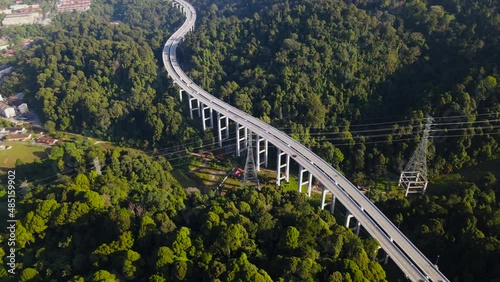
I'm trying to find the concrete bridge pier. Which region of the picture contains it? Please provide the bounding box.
[330,194,336,214]
[200,103,213,131]
[298,165,312,195]
[321,186,328,209]
[188,95,200,119]
[276,149,290,186]
[235,123,247,157]
[377,238,393,265]
[320,186,336,214]
[355,221,361,236]
[255,135,268,171]
[345,212,362,236]
[217,112,229,147]
[346,212,354,228]
[373,246,382,261]
[179,89,184,102]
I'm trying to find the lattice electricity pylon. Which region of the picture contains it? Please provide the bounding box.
[93,157,102,175]
[242,131,260,189]
[399,116,434,196]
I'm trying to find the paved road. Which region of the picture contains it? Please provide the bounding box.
[162,1,449,281]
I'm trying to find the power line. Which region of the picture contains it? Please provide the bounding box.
[321,132,500,147]
[281,118,499,137]
[288,124,499,143]
[275,111,499,131]
[433,112,499,120]
[432,125,500,132]
[434,118,500,126]
[27,138,236,185]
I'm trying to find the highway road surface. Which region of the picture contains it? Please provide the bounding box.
[162,1,449,281]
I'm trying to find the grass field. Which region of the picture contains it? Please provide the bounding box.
[0,142,48,169]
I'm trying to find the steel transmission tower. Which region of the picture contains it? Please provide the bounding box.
[242,131,260,189]
[93,157,102,175]
[399,116,434,196]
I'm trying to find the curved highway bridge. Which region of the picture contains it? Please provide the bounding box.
[163,1,449,281]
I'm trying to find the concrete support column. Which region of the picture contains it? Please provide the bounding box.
[236,123,247,157]
[330,194,336,214]
[355,221,361,236]
[179,89,184,102]
[217,112,229,147]
[188,95,199,119]
[201,103,213,131]
[306,171,313,196]
[276,149,290,186]
[383,238,393,265]
[298,166,313,195]
[357,207,365,235]
[345,212,354,228]
[255,135,268,171]
[321,186,328,210]
[373,246,381,261]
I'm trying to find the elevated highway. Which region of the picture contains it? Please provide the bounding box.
[163,1,449,281]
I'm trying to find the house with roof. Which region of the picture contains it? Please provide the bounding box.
[57,0,92,12]
[3,133,31,141]
[2,12,40,26]
[36,136,59,145]
[0,102,16,118]
[17,103,28,114]
[5,127,26,134]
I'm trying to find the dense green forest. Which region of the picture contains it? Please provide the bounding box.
[1,0,500,281]
[371,164,500,281]
[184,0,499,178]
[179,1,500,280]
[1,0,199,148]
[0,141,386,281]
[2,0,498,176]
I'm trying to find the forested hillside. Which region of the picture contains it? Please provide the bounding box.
[1,0,197,148]
[184,0,499,177]
[0,141,386,281]
[1,0,499,281]
[371,165,500,281]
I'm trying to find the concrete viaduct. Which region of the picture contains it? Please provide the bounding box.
[163,1,449,281]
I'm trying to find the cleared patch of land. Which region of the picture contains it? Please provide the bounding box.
[0,142,48,169]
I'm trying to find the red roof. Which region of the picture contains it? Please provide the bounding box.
[36,136,59,145]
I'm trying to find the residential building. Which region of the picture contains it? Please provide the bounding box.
[36,136,59,145]
[57,0,91,12]
[3,133,31,141]
[2,12,40,26]
[17,103,28,114]
[10,4,29,10]
[5,127,26,134]
[18,4,41,13]
[0,102,16,118]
